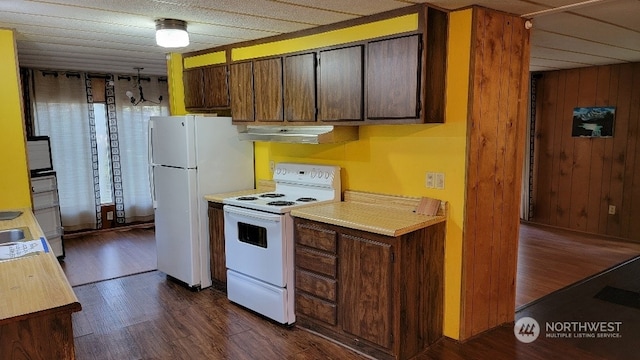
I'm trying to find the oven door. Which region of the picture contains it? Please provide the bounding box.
[223,205,286,287]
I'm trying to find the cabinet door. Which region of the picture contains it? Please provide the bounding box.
[230,62,255,121]
[339,233,393,349]
[203,65,230,108]
[254,57,283,122]
[284,53,316,122]
[318,45,363,121]
[183,68,204,108]
[208,202,226,285]
[367,35,421,119]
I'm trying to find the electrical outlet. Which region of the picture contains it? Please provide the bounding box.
[435,172,445,190]
[608,205,616,215]
[269,160,275,174]
[426,172,435,188]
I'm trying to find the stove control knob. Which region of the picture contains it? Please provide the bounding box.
[311,169,317,178]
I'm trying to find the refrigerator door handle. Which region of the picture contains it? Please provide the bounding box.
[148,120,156,208]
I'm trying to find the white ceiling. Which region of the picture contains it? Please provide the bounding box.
[1,0,639,76]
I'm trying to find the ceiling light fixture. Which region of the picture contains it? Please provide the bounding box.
[155,18,189,48]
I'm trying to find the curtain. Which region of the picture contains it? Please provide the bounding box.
[113,74,169,223]
[32,72,97,231]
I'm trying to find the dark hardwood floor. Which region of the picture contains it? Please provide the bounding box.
[72,271,369,360]
[65,223,640,359]
[60,225,156,286]
[516,222,640,308]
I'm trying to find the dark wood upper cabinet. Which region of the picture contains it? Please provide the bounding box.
[185,5,447,124]
[284,53,317,122]
[318,45,364,122]
[183,68,205,109]
[183,65,230,110]
[230,61,255,122]
[254,57,283,122]
[203,65,230,108]
[367,35,421,120]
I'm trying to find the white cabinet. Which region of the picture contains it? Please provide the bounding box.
[31,173,64,258]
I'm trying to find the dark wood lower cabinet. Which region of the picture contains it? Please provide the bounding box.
[208,202,226,290]
[294,218,445,360]
[1,308,78,360]
[340,233,393,349]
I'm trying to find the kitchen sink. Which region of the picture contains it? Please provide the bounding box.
[0,227,32,244]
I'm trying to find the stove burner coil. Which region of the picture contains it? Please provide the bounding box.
[236,196,258,201]
[266,201,296,206]
[260,193,285,198]
[296,197,317,202]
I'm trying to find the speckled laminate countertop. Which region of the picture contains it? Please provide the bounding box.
[291,201,446,237]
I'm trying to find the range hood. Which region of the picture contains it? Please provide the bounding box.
[237,125,359,144]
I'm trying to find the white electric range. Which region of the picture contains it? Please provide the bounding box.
[222,163,341,325]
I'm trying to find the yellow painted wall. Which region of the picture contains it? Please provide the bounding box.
[0,29,31,209]
[167,8,473,340]
[167,53,187,116]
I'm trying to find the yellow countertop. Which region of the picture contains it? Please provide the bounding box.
[291,201,446,237]
[0,209,81,324]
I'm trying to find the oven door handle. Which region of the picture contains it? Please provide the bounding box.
[223,205,282,222]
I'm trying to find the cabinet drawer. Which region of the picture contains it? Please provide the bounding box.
[296,269,336,302]
[296,292,337,326]
[33,190,58,210]
[296,247,337,278]
[31,175,57,193]
[296,223,337,253]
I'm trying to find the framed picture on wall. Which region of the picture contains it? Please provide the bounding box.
[571,106,615,138]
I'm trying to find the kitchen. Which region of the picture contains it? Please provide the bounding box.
[2,0,640,359]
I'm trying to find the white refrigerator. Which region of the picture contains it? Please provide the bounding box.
[149,115,254,290]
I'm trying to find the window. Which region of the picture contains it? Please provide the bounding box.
[32,71,169,230]
[93,103,113,204]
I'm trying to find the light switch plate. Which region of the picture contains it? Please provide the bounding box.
[435,172,445,190]
[426,172,435,188]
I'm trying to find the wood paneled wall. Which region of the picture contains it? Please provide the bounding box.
[460,7,530,340]
[532,62,640,241]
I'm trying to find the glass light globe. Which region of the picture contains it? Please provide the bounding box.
[156,28,189,48]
